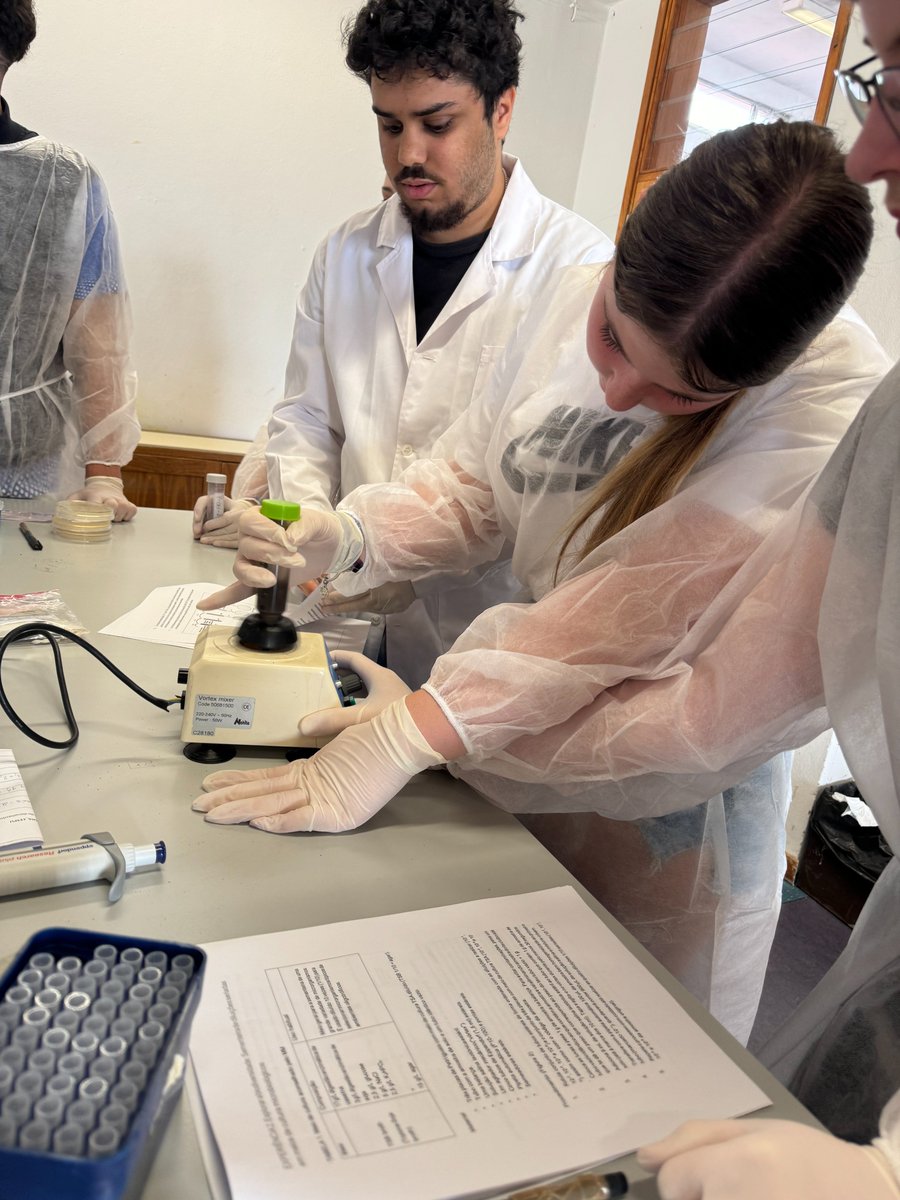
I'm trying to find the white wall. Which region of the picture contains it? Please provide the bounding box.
[9,1,899,426]
[8,0,607,440]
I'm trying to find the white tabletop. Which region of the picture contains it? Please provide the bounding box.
[0,508,816,1199]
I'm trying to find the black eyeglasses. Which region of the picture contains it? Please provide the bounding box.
[836,54,900,142]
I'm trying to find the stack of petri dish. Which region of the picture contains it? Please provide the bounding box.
[51,501,113,543]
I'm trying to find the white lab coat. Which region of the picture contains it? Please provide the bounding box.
[266,156,612,687]
[331,264,890,1040]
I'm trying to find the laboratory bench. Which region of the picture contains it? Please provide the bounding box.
[0,508,819,1199]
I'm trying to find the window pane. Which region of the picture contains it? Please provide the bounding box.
[647,0,840,171]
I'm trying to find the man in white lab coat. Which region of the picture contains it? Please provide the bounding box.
[264,0,612,688]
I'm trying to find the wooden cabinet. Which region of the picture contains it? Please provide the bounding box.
[122,444,244,511]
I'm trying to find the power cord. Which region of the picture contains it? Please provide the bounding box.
[0,622,180,750]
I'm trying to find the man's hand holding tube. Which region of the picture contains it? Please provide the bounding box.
[193,697,445,833]
[197,506,363,611]
[637,1118,900,1199]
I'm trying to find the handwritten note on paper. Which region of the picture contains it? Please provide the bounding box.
[0,751,43,851]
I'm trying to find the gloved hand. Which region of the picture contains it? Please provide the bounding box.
[192,495,258,548]
[299,650,410,737]
[637,1118,900,1199]
[67,476,137,522]
[197,506,362,611]
[321,580,416,616]
[192,698,444,833]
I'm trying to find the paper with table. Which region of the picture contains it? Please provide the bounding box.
[188,886,769,1200]
[0,751,43,851]
[98,583,370,653]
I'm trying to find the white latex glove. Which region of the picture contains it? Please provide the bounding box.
[197,506,362,610]
[637,1118,900,1200]
[299,650,410,737]
[192,698,444,833]
[67,475,136,522]
[321,580,416,616]
[192,495,258,547]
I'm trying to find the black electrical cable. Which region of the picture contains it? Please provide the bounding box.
[0,622,179,750]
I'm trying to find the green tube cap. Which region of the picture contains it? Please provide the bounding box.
[260,499,301,522]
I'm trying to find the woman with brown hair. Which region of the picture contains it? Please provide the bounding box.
[195,119,889,1044]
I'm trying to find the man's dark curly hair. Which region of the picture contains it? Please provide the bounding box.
[344,0,524,118]
[0,0,36,69]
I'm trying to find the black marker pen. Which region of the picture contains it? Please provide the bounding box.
[18,522,43,551]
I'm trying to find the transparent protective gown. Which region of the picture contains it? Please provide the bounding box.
[0,136,138,499]
[331,264,889,1040]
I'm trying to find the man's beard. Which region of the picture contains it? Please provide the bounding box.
[400,196,472,235]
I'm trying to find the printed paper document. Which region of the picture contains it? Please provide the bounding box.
[0,750,43,851]
[100,584,370,653]
[188,887,769,1200]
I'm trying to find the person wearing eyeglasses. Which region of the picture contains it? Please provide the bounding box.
[0,1,139,519]
[601,4,900,1194]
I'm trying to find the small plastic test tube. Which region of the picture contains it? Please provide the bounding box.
[98,1035,129,1068]
[53,1009,82,1037]
[70,1030,99,1064]
[21,1005,52,1035]
[155,985,181,1012]
[34,986,63,1015]
[119,999,145,1027]
[78,1075,109,1109]
[56,1050,87,1082]
[136,965,163,990]
[110,1016,136,1043]
[162,968,188,996]
[27,1047,57,1080]
[109,1078,139,1115]
[56,956,83,979]
[81,1014,109,1043]
[5,984,34,1016]
[0,1046,26,1074]
[119,947,144,971]
[130,1037,159,1071]
[17,968,44,992]
[119,1060,147,1094]
[64,990,92,1018]
[0,1114,16,1148]
[128,983,154,1012]
[99,978,126,1006]
[99,1101,130,1135]
[93,944,118,969]
[88,1123,121,1158]
[110,963,135,989]
[18,1118,51,1152]
[43,972,71,998]
[34,1092,66,1129]
[27,952,56,974]
[146,1001,175,1032]
[82,959,109,987]
[45,1073,77,1106]
[15,1069,45,1102]
[66,1098,97,1133]
[0,1000,22,1026]
[70,974,98,1000]
[91,996,118,1025]
[0,1024,9,1051]
[53,1121,86,1157]
[143,950,168,974]
[0,1062,14,1100]
[11,1025,40,1054]
[206,472,227,521]
[41,1026,72,1056]
[1,1091,32,1127]
[89,1056,119,1086]
[170,954,195,980]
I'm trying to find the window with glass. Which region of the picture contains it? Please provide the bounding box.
[619,0,852,232]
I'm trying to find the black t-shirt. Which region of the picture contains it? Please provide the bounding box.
[0,97,37,145]
[412,228,490,343]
